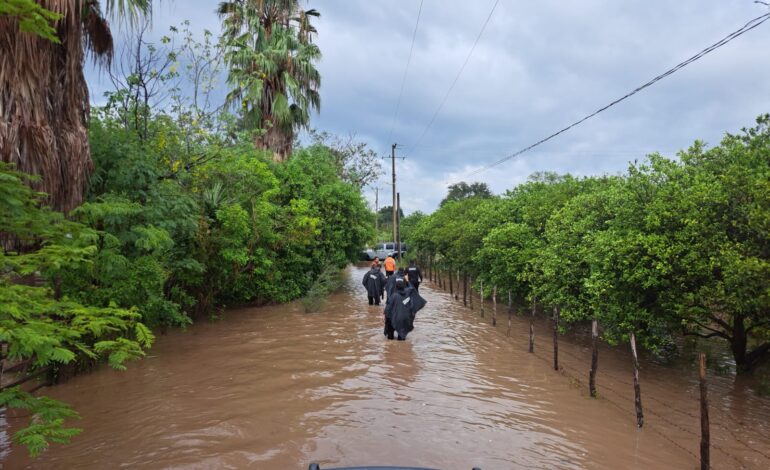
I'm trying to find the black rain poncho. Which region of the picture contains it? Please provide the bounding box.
[362,268,386,298]
[384,285,427,339]
[385,270,409,298]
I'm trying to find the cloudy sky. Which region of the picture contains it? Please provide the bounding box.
[88,0,770,214]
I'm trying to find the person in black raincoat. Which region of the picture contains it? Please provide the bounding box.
[362,263,386,305]
[385,267,409,299]
[383,278,427,340]
[406,260,423,291]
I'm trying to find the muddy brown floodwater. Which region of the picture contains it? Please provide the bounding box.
[3,265,770,469]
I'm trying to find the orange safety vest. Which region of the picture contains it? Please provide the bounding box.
[384,257,396,271]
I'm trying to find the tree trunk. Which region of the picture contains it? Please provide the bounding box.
[256,118,292,162]
[630,331,644,428]
[449,269,453,296]
[0,6,94,213]
[731,315,749,371]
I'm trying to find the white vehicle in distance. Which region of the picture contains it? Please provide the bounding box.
[360,242,407,261]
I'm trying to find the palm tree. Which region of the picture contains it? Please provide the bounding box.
[218,0,321,162]
[0,0,150,213]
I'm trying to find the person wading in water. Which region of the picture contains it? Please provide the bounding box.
[362,263,386,306]
[383,278,427,340]
[383,255,396,277]
[407,260,423,291]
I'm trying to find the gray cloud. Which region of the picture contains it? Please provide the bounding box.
[88,0,770,214]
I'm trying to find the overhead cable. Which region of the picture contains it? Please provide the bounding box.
[409,0,500,150]
[386,0,425,144]
[452,12,770,184]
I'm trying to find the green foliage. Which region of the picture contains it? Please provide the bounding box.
[410,116,770,371]
[0,162,153,456]
[219,0,321,157]
[0,388,81,457]
[0,0,62,43]
[439,181,493,207]
[301,264,345,313]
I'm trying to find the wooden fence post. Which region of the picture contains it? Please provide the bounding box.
[589,318,599,398]
[469,277,474,310]
[463,272,467,306]
[492,286,497,326]
[480,279,484,317]
[630,331,644,428]
[455,270,460,300]
[507,290,513,336]
[553,306,559,371]
[699,353,710,470]
[528,297,536,353]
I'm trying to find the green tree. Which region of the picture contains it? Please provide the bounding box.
[0,0,151,212]
[0,162,153,456]
[439,181,493,207]
[219,0,321,162]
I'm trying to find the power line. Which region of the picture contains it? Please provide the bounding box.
[451,11,770,184]
[386,0,425,145]
[409,0,500,150]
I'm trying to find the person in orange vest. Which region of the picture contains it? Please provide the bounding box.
[383,255,396,277]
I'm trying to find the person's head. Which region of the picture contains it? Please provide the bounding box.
[395,278,405,290]
[409,260,415,267]
[374,257,380,263]
[397,267,405,274]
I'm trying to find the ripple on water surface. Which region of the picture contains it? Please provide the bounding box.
[3,265,770,469]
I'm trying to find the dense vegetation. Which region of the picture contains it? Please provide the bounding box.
[1,2,375,457]
[410,115,770,372]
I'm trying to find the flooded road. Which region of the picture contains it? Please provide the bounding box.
[4,265,770,469]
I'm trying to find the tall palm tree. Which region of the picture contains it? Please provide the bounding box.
[218,0,321,162]
[0,0,150,213]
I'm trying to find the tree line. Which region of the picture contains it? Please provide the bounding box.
[408,115,770,373]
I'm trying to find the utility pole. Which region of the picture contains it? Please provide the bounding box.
[374,187,379,233]
[391,143,397,244]
[396,192,402,262]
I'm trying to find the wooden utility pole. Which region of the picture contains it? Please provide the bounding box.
[396,192,402,262]
[374,187,379,232]
[391,143,397,244]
